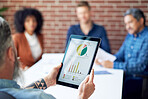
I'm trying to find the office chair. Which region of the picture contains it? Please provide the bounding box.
[134,72,148,99]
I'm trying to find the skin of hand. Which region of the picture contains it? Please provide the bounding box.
[44,64,62,88]
[78,69,95,99]
[94,58,101,65]
[101,60,113,68]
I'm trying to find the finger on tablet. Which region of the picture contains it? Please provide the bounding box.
[57,64,62,68]
[83,75,90,83]
[89,69,94,83]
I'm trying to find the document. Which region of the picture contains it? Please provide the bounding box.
[94,70,112,75]
[96,48,116,62]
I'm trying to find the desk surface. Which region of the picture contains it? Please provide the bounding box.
[19,53,123,99]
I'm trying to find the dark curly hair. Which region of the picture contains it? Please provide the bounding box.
[14,8,43,34]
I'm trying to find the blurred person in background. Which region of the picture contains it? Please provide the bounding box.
[13,8,43,70]
[66,1,111,53]
[0,17,95,99]
[97,8,148,99]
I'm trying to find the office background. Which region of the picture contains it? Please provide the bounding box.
[0,0,148,53]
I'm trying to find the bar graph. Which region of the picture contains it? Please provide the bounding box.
[68,62,82,74]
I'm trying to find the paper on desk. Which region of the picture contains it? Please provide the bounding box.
[96,48,116,62]
[94,71,112,75]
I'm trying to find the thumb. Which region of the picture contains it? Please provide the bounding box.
[55,64,62,70]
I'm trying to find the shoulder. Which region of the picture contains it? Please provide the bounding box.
[67,24,79,35]
[69,24,79,30]
[12,33,25,42]
[93,23,107,34]
[21,89,55,99]
[12,33,24,39]
[125,33,131,39]
[144,27,148,37]
[37,34,43,40]
[94,23,105,30]
[140,27,148,43]
[143,33,148,43]
[20,88,55,99]
[93,24,107,37]
[37,33,43,38]
[2,88,55,99]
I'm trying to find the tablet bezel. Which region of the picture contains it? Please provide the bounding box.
[56,35,101,89]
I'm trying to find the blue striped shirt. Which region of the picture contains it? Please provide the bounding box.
[66,23,111,53]
[114,27,148,74]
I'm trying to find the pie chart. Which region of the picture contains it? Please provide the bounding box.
[77,44,87,56]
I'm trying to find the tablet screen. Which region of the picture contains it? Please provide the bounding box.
[58,38,98,86]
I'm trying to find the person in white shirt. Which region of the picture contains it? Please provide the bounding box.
[13,8,44,70]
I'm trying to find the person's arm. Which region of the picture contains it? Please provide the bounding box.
[25,65,95,99]
[112,40,126,69]
[65,26,74,48]
[114,38,148,74]
[100,35,126,68]
[100,27,111,53]
[25,78,47,89]
[12,34,27,69]
[94,58,102,65]
[114,43,125,62]
[25,65,61,89]
[12,34,19,56]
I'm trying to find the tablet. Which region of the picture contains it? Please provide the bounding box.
[57,35,101,88]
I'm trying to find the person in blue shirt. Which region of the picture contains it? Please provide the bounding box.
[99,8,148,74]
[66,1,111,53]
[98,8,148,99]
[0,17,95,99]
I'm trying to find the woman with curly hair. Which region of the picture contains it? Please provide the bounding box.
[13,8,44,70]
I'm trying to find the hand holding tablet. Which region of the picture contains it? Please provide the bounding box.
[56,35,101,88]
[44,64,95,99]
[78,69,95,99]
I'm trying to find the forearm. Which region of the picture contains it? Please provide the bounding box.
[114,61,147,74]
[25,78,47,90]
[113,62,126,70]
[25,65,61,89]
[101,39,111,53]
